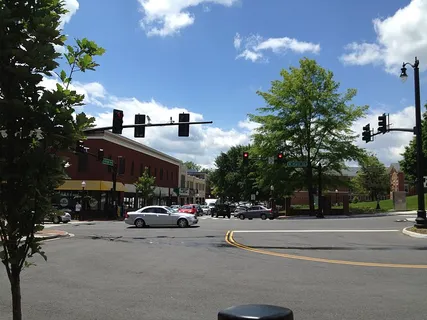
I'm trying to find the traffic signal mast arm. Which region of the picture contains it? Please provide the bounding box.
[84,121,213,133]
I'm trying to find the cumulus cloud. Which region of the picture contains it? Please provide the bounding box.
[234,33,321,63]
[352,106,415,165]
[60,0,79,29]
[138,0,239,37]
[340,0,427,73]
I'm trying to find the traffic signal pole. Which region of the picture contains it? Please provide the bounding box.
[84,121,213,133]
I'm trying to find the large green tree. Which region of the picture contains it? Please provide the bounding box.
[209,145,255,201]
[184,161,202,171]
[0,1,104,319]
[134,167,156,207]
[250,58,367,211]
[351,154,389,208]
[399,105,427,183]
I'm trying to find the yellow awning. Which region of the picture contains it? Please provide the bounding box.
[56,180,126,192]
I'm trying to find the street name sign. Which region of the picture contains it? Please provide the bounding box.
[287,161,308,168]
[102,158,114,166]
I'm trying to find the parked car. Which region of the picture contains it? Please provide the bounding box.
[125,206,198,228]
[170,205,181,212]
[179,204,203,216]
[45,207,72,224]
[211,203,231,218]
[200,205,210,215]
[234,205,274,220]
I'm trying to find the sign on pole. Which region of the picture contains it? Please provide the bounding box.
[287,160,308,168]
[102,158,114,166]
[251,194,256,201]
[268,157,274,165]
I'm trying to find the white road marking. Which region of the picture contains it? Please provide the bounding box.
[232,229,400,233]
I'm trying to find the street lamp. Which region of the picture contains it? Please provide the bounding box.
[270,185,274,209]
[81,181,86,190]
[400,57,427,228]
[81,181,86,221]
[335,189,338,206]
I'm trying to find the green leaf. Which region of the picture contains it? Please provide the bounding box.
[60,70,67,82]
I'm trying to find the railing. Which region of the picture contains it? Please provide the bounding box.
[218,304,293,320]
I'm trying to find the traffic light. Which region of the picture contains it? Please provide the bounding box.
[178,113,190,137]
[112,109,124,134]
[75,140,85,153]
[243,151,249,165]
[362,124,371,143]
[97,149,104,161]
[276,152,284,163]
[134,114,146,138]
[378,113,387,134]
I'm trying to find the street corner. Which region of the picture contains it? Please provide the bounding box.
[402,227,427,239]
[35,229,71,241]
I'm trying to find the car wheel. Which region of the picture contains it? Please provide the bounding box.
[261,214,267,220]
[227,214,231,219]
[134,219,145,228]
[178,218,189,228]
[63,220,69,224]
[52,216,61,224]
[239,214,245,220]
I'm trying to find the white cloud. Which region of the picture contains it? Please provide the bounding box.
[60,0,79,29]
[352,106,415,165]
[340,0,427,73]
[235,33,321,63]
[138,0,239,37]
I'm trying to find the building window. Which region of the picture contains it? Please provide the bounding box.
[140,164,143,176]
[160,168,163,180]
[78,153,88,172]
[171,171,173,181]
[148,166,151,176]
[154,168,157,177]
[107,155,112,173]
[131,161,134,176]
[118,157,126,175]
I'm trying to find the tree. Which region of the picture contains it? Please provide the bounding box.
[352,154,389,209]
[399,105,427,183]
[249,58,367,211]
[0,1,105,319]
[209,145,254,201]
[184,161,202,172]
[134,167,156,207]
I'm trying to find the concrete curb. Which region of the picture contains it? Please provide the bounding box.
[277,213,391,220]
[35,231,70,241]
[402,227,427,239]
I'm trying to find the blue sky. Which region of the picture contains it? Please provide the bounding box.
[54,0,427,167]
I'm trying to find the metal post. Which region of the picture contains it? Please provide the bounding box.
[112,162,117,220]
[316,163,324,218]
[413,58,427,228]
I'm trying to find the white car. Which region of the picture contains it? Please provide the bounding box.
[125,205,198,228]
[201,205,210,215]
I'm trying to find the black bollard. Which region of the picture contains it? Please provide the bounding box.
[218,304,294,320]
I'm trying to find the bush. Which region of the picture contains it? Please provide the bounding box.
[352,196,359,203]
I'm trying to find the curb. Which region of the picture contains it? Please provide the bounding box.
[277,213,390,220]
[35,231,70,241]
[402,227,427,239]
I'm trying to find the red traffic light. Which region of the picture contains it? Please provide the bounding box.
[243,152,249,158]
[278,153,283,158]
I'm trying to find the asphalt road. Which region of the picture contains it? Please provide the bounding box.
[1,214,426,320]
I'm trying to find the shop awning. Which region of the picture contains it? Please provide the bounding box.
[56,180,126,192]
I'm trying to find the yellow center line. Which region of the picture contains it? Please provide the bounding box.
[224,230,427,269]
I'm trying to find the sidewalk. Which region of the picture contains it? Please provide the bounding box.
[35,229,69,240]
[277,210,417,220]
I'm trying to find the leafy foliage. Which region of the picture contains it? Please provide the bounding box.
[134,167,156,206]
[249,58,368,210]
[0,1,104,319]
[184,161,202,172]
[399,105,427,183]
[351,154,389,207]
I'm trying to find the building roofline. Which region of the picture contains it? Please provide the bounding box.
[86,131,181,165]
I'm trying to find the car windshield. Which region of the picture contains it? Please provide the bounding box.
[181,205,192,209]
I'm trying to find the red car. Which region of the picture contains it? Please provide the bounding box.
[178,204,199,216]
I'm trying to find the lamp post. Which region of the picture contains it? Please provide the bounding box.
[400,57,427,228]
[335,189,338,206]
[81,181,86,221]
[270,185,274,210]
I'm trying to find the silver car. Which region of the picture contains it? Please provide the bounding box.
[125,206,198,228]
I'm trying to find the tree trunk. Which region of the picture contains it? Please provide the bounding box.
[376,195,381,210]
[10,264,22,320]
[307,167,315,212]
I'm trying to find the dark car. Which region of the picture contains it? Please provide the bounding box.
[211,203,231,218]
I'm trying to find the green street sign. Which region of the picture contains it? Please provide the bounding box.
[287,160,308,168]
[102,158,114,166]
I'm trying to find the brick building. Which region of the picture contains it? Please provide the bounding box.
[54,131,181,218]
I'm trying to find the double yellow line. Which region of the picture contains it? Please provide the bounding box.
[225,230,427,269]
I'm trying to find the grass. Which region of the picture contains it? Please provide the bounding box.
[352,194,427,211]
[407,227,427,234]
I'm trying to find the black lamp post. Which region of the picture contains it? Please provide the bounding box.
[400,57,427,228]
[335,189,338,206]
[81,181,86,221]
